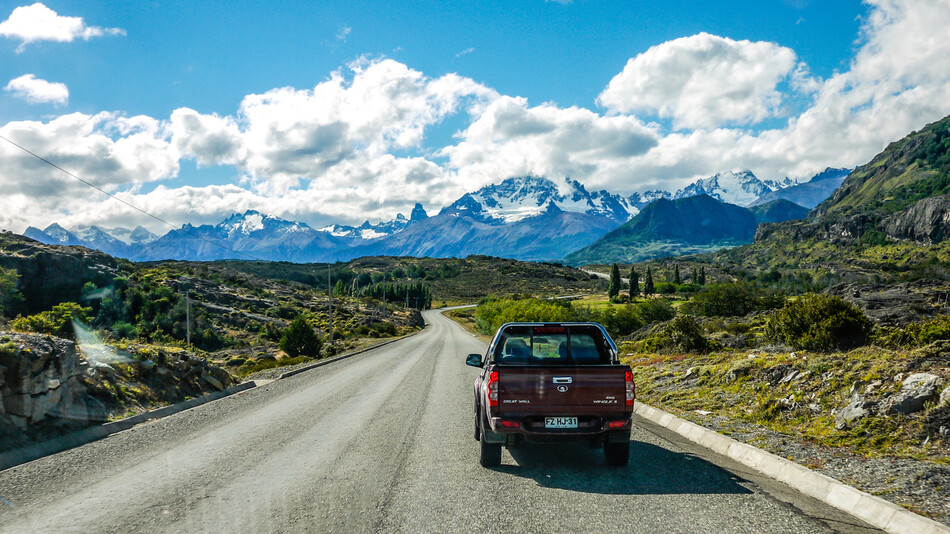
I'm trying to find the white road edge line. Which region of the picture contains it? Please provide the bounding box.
[635,402,950,534]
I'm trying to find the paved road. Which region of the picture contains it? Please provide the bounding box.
[0,309,880,533]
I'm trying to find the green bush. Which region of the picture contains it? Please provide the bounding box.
[111,321,138,340]
[637,298,675,323]
[0,267,23,316]
[641,315,714,353]
[690,282,784,317]
[765,294,872,351]
[874,315,950,348]
[12,302,92,338]
[279,316,323,358]
[653,282,676,294]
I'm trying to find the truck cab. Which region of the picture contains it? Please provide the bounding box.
[466,322,635,467]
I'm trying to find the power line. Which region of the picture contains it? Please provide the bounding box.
[0,133,264,262]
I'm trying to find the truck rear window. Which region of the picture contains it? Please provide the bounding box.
[494,325,610,365]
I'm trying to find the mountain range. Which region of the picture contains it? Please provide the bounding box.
[23,168,836,264]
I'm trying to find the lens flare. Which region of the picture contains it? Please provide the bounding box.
[72,319,133,364]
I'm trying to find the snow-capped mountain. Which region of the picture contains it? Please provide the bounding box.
[24,223,80,246]
[750,167,851,209]
[672,170,790,207]
[628,190,672,210]
[317,203,427,241]
[442,176,637,224]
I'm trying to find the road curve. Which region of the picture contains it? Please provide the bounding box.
[0,309,880,533]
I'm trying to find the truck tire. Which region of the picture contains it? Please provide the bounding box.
[604,440,630,466]
[479,419,502,467]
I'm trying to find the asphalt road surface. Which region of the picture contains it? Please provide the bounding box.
[0,309,882,533]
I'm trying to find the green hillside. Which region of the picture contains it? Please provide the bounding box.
[565,194,757,265]
[812,114,950,220]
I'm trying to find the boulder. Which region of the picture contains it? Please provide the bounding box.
[940,385,950,407]
[885,373,945,415]
[836,395,874,430]
[200,371,225,391]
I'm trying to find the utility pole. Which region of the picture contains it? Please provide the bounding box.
[186,292,191,347]
[327,264,333,344]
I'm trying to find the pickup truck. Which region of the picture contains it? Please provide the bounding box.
[466,322,635,467]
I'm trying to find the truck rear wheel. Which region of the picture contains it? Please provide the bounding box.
[604,440,630,466]
[479,418,502,467]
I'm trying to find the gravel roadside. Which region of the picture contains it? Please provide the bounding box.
[672,408,950,526]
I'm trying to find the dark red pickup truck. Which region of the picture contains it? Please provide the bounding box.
[466,322,635,467]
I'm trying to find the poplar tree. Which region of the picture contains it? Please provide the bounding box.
[644,267,655,296]
[699,266,706,285]
[629,266,639,299]
[608,263,621,299]
[673,264,681,285]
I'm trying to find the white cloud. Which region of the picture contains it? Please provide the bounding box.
[440,96,659,191]
[455,47,474,58]
[229,58,495,193]
[0,3,125,52]
[4,73,68,104]
[336,26,351,42]
[598,33,799,129]
[0,112,178,207]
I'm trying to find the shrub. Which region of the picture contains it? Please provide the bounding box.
[0,267,23,316]
[111,321,138,340]
[279,316,323,358]
[637,298,675,323]
[691,282,784,317]
[641,315,714,353]
[654,282,676,294]
[12,302,92,338]
[765,294,872,351]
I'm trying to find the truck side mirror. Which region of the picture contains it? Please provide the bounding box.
[465,353,483,367]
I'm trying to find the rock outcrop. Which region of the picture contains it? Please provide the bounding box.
[0,333,91,432]
[0,232,119,315]
[884,373,945,415]
[882,196,950,244]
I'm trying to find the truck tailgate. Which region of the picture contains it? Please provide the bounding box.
[497,366,627,414]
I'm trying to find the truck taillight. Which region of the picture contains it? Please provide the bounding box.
[625,370,635,407]
[488,371,499,407]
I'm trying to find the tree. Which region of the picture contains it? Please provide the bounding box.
[279,316,323,358]
[691,267,698,284]
[673,264,681,285]
[628,266,639,299]
[0,267,23,316]
[608,263,621,299]
[644,267,655,296]
[698,266,706,285]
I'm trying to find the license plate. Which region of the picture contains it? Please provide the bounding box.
[545,416,578,429]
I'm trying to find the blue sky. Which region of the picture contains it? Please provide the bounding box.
[1,0,949,233]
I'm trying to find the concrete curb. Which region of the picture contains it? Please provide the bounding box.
[0,381,258,471]
[635,402,950,534]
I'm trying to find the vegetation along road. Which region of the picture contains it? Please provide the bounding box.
[0,309,881,533]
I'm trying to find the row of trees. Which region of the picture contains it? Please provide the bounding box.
[334,280,432,310]
[607,263,706,299]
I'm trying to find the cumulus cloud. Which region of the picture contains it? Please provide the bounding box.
[0,3,124,52]
[0,113,177,205]
[4,73,68,104]
[598,33,799,129]
[440,96,659,191]
[228,58,495,193]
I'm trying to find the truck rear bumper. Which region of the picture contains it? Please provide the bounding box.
[488,414,632,439]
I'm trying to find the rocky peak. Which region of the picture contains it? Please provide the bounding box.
[410,203,428,222]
